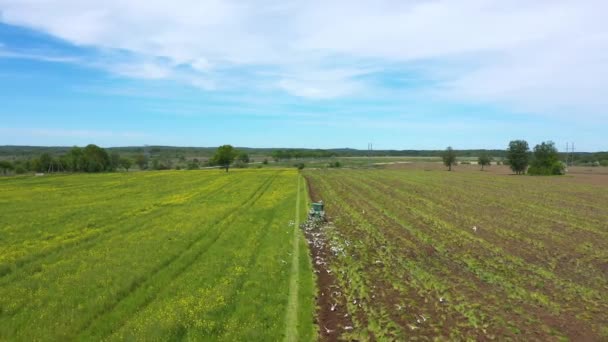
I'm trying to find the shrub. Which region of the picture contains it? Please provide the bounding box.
[528,161,565,175]
[528,141,564,175]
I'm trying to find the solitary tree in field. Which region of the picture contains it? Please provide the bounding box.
[442,146,457,171]
[119,158,133,172]
[506,140,530,175]
[478,153,492,171]
[212,145,237,172]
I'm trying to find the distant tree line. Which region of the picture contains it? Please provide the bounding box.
[271,149,337,161]
[1,142,606,176]
[0,143,260,175]
[2,145,607,166]
[0,144,134,174]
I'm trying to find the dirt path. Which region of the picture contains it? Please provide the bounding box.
[284,175,301,342]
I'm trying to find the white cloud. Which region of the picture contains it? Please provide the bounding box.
[0,0,607,115]
[277,68,370,99]
[0,47,81,63]
[190,58,212,72]
[108,62,172,80]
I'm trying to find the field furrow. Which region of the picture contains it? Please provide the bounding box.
[305,169,608,340]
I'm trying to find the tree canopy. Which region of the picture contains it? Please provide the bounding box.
[119,158,133,171]
[0,160,14,175]
[442,146,457,171]
[528,141,564,175]
[507,140,530,175]
[478,153,492,171]
[211,145,237,172]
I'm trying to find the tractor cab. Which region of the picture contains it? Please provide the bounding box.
[309,200,325,220]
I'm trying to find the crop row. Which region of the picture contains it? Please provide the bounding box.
[304,169,608,340]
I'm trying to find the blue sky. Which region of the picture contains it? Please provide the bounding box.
[0,1,606,151]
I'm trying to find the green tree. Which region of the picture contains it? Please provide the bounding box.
[67,147,84,172]
[110,152,121,171]
[478,153,492,171]
[151,158,160,170]
[211,145,237,172]
[119,158,133,171]
[271,150,282,162]
[528,141,564,175]
[0,160,13,175]
[82,144,111,172]
[187,158,200,170]
[442,146,457,171]
[507,140,530,175]
[134,154,148,170]
[39,153,53,172]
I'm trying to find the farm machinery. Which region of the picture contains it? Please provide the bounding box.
[308,200,326,222]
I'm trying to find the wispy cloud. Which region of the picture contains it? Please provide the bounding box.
[0,48,80,63]
[1,0,607,116]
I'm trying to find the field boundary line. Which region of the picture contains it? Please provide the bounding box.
[284,174,301,342]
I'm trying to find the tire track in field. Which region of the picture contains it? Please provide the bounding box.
[0,176,242,322]
[195,201,281,340]
[77,172,281,339]
[0,175,235,284]
[284,175,301,342]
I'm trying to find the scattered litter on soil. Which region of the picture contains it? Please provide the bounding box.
[300,214,353,341]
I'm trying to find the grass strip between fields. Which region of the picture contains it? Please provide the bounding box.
[284,175,301,342]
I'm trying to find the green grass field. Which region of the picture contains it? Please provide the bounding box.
[305,168,608,340]
[0,170,315,341]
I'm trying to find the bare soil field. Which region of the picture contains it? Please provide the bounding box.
[304,167,608,340]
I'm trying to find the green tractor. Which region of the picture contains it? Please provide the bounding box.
[308,200,325,221]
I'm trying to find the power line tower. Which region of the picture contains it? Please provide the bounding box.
[570,142,574,166]
[367,142,373,156]
[565,142,575,166]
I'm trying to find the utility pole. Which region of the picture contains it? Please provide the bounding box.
[565,142,575,166]
[570,142,574,166]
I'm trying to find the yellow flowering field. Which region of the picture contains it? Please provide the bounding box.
[0,169,314,341]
